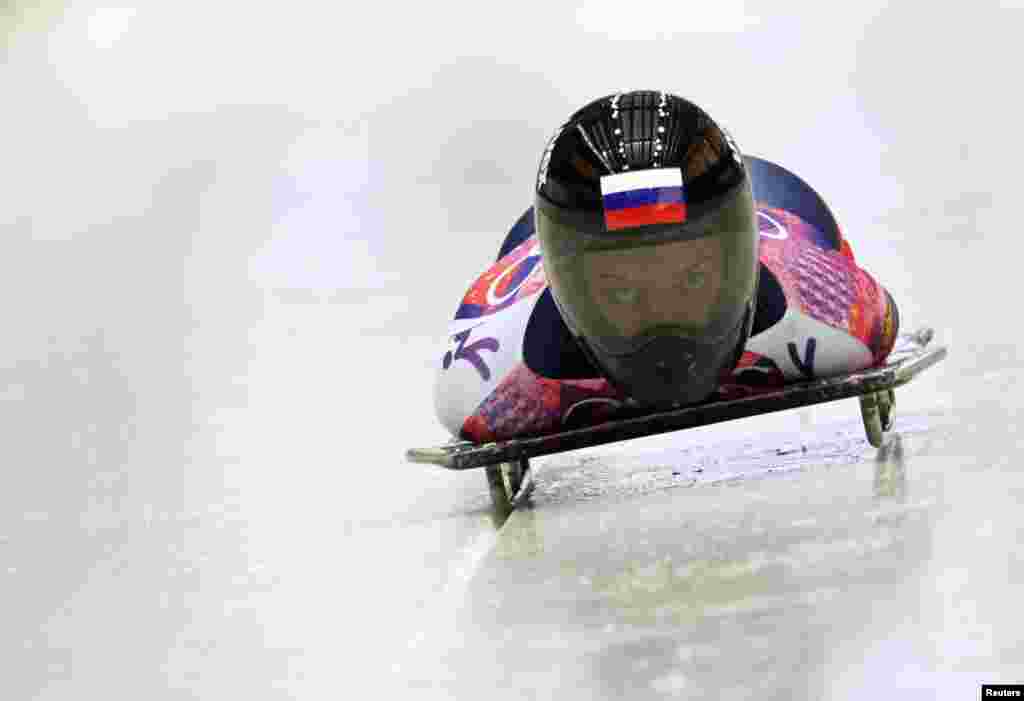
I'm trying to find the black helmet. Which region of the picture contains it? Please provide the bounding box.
[534,91,758,406]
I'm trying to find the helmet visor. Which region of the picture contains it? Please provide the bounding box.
[540,182,758,358]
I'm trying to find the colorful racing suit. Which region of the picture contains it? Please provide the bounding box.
[434,157,899,443]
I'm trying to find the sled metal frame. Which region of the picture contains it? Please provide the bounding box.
[407,334,946,510]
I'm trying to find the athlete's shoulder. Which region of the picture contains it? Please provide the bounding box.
[745,155,845,253]
[745,156,896,377]
[452,234,544,324]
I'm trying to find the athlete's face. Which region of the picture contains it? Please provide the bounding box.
[582,237,725,337]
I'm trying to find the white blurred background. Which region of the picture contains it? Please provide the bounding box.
[2,1,1022,698]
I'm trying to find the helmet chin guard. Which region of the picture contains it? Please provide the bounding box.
[535,91,759,406]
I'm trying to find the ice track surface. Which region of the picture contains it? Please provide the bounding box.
[3,2,1024,699]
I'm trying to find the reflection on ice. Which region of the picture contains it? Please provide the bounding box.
[446,428,988,698]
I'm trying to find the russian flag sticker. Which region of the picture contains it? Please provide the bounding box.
[600,168,687,232]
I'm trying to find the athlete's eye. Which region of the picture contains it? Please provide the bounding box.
[679,259,711,290]
[606,288,638,305]
[685,270,706,289]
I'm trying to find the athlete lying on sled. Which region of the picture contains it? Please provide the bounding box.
[434,91,899,444]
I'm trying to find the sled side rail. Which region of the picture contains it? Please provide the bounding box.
[407,344,947,471]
